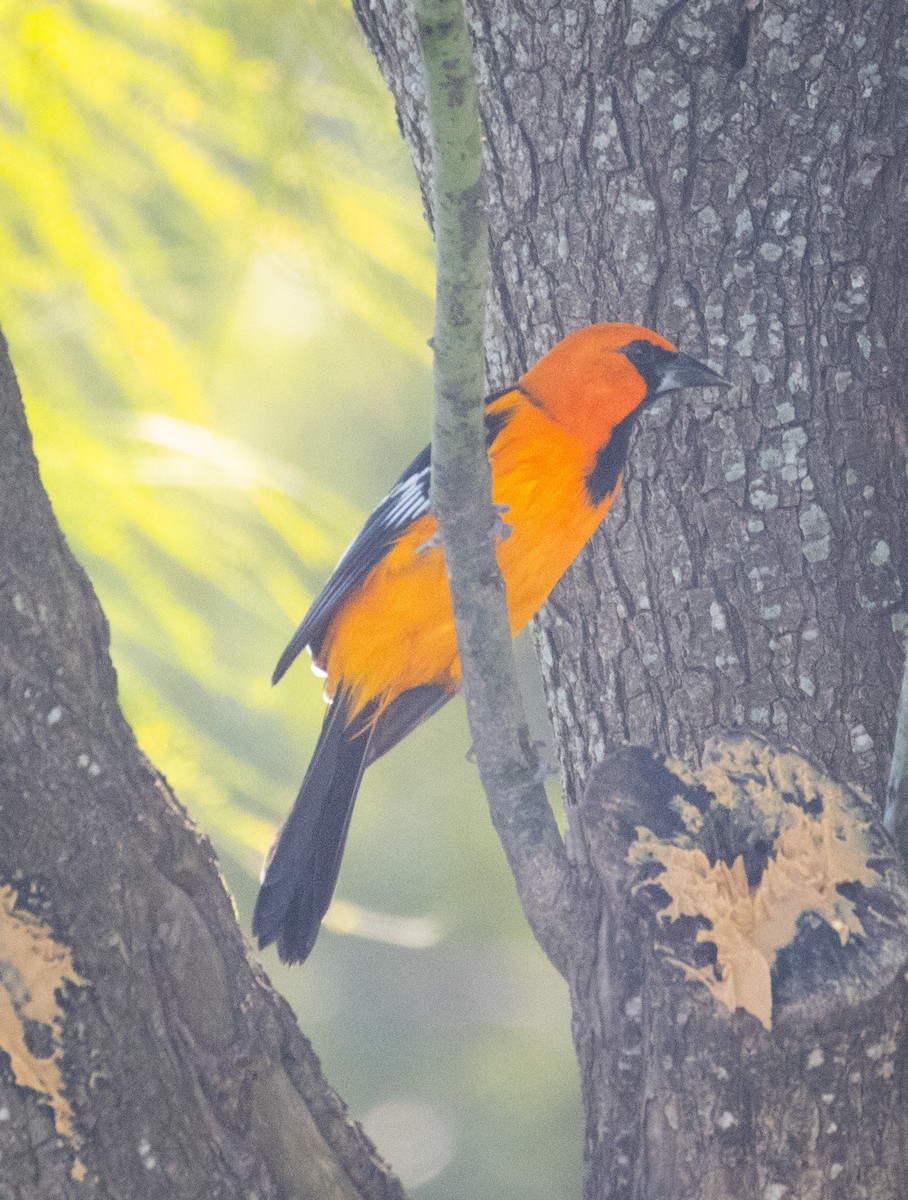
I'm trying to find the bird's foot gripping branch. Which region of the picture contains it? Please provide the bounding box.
[569,732,908,1200]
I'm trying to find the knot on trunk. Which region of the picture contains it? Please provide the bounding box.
[579,733,908,1030]
[571,734,908,1199]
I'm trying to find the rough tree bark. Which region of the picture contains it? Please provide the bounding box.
[352,0,908,1195]
[0,334,405,1197]
[356,0,908,802]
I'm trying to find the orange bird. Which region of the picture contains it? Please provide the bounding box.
[254,323,728,962]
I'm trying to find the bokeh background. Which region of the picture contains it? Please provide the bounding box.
[1,1,581,1195]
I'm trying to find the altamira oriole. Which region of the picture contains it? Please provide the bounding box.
[253,322,728,962]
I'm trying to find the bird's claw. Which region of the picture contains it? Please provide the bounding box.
[419,505,511,554]
[466,738,557,782]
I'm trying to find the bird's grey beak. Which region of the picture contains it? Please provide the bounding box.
[657,352,731,395]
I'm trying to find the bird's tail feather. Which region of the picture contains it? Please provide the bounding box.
[252,690,373,963]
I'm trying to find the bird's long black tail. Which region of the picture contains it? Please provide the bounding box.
[252,690,373,964]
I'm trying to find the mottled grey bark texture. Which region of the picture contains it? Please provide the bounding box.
[351,0,908,1196]
[0,332,404,1198]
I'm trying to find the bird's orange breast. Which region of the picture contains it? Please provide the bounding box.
[319,392,616,718]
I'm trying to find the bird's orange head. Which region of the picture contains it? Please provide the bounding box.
[519,323,727,449]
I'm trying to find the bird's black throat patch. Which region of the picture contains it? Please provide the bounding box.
[619,338,677,392]
[585,407,640,505]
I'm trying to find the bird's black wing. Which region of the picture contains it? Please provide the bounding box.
[272,444,432,684]
[272,394,520,687]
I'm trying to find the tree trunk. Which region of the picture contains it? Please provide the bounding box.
[352,0,908,1194]
[0,332,404,1197]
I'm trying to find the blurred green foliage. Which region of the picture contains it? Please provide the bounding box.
[1,0,581,1195]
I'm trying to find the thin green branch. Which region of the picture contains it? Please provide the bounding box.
[415,0,588,977]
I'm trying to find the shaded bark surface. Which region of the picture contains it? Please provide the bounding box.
[0,333,404,1198]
